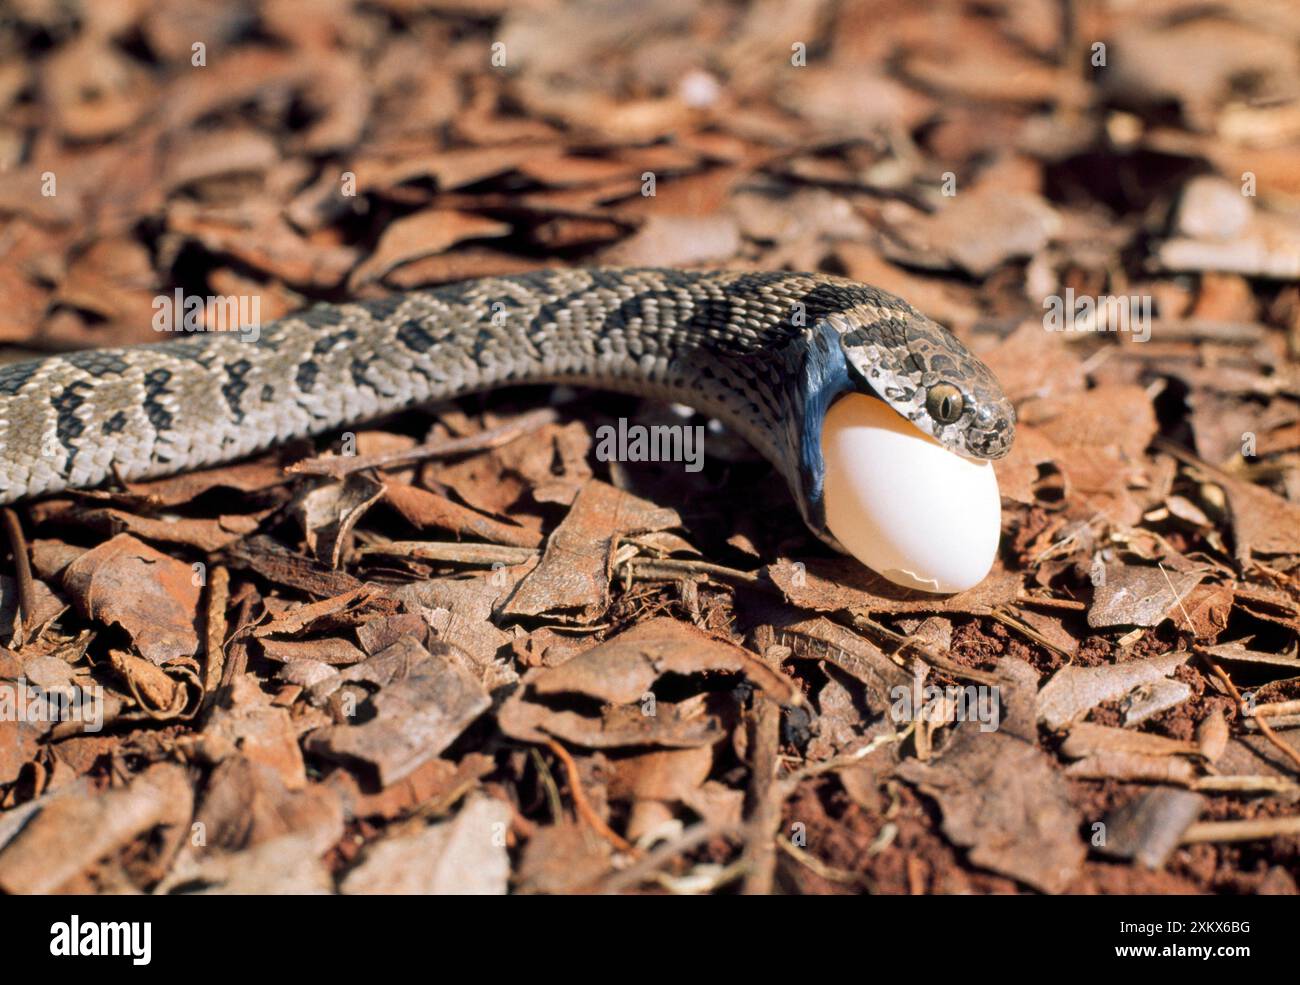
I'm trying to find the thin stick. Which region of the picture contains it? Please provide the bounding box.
[545,738,635,855]
[1192,775,1300,795]
[854,614,1000,686]
[1158,563,1300,776]
[1254,699,1300,719]
[359,541,536,565]
[623,557,761,585]
[740,694,783,894]
[597,820,740,893]
[1201,652,1300,773]
[1181,816,1300,844]
[202,566,230,706]
[777,837,871,889]
[359,541,763,585]
[529,747,564,823]
[1,507,35,641]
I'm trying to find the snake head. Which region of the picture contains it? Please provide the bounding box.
[784,283,1015,539]
[828,302,1016,461]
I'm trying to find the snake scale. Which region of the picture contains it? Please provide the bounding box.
[0,268,1015,543]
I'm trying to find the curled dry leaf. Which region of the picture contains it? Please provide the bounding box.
[515,820,612,895]
[499,618,798,752]
[157,833,334,895]
[531,617,799,707]
[328,753,495,821]
[1064,752,1199,786]
[306,638,491,787]
[1196,708,1230,763]
[0,573,66,643]
[383,480,543,549]
[391,576,519,673]
[348,209,512,289]
[55,505,270,553]
[500,684,727,750]
[1121,678,1193,727]
[598,214,742,268]
[253,585,391,638]
[177,757,344,860]
[109,649,192,719]
[61,533,201,665]
[503,480,680,619]
[756,616,912,713]
[1218,473,1300,559]
[260,636,368,667]
[1202,639,1300,672]
[296,473,387,567]
[167,202,359,290]
[122,456,290,505]
[881,189,1060,278]
[0,714,43,786]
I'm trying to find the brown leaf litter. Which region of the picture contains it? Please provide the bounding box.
[1,0,1298,896]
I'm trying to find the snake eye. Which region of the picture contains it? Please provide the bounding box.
[926,383,964,424]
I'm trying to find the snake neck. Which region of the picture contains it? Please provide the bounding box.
[0,268,855,524]
[267,267,852,528]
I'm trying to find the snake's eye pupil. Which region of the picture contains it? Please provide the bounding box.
[927,384,964,424]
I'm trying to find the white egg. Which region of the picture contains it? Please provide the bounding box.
[821,393,1002,594]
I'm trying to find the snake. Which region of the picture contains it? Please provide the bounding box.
[0,267,1014,546]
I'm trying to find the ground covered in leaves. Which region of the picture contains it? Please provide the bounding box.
[1,0,1298,894]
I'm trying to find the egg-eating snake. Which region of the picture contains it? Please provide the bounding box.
[0,268,1015,547]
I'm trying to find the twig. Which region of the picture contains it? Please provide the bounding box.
[1254,699,1300,719]
[1181,816,1300,844]
[853,614,1000,686]
[1159,563,1300,776]
[1192,775,1300,795]
[740,693,783,894]
[622,556,761,585]
[777,837,871,889]
[1,507,35,643]
[210,591,257,715]
[544,738,636,855]
[529,747,564,823]
[596,820,741,893]
[991,605,1072,659]
[1203,652,1300,772]
[359,540,764,586]
[358,541,536,565]
[202,565,230,705]
[288,407,559,477]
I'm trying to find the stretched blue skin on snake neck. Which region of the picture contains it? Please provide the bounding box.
[796,320,854,534]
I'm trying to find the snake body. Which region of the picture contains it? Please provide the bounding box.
[0,268,1014,541]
